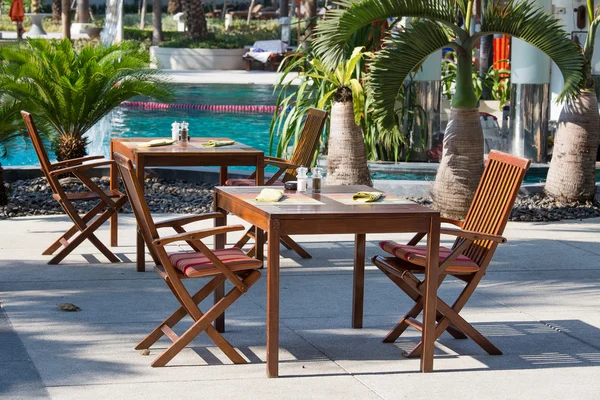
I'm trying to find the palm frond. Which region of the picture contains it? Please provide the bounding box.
[313,0,457,68]
[0,98,27,159]
[476,0,583,101]
[368,20,453,130]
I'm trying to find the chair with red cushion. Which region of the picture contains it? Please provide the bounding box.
[372,150,530,357]
[114,152,262,367]
[227,108,327,259]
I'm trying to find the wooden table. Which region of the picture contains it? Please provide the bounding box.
[110,138,264,272]
[214,185,441,378]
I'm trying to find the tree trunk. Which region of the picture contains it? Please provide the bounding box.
[61,0,71,39]
[432,108,484,219]
[302,0,317,50]
[247,0,255,23]
[52,0,61,23]
[140,0,147,29]
[32,0,40,13]
[326,100,373,186]
[152,0,164,44]
[0,164,7,207]
[77,0,90,23]
[545,90,600,202]
[55,134,88,161]
[183,0,208,39]
[168,0,182,14]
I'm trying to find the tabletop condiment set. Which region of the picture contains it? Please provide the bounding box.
[171,121,190,143]
[285,164,323,193]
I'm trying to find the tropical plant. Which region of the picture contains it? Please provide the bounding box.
[0,39,171,161]
[484,60,511,108]
[314,0,583,218]
[545,0,600,202]
[0,99,27,206]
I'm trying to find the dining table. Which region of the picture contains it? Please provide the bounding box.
[110,137,264,272]
[213,185,441,378]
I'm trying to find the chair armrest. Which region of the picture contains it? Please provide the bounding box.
[441,217,463,228]
[154,225,245,247]
[50,160,115,176]
[440,228,506,244]
[263,156,299,170]
[155,212,224,229]
[50,155,105,170]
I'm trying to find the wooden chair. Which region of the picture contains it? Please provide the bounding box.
[113,152,262,367]
[372,150,530,357]
[21,111,127,264]
[226,108,327,259]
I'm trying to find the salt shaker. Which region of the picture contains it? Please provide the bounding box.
[180,122,189,142]
[296,166,308,193]
[171,122,180,142]
[311,165,323,193]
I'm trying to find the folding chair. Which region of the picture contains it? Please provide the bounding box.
[372,150,530,357]
[226,108,327,259]
[21,111,127,264]
[113,152,262,367]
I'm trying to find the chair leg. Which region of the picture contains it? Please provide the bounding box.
[234,226,254,249]
[151,271,260,367]
[280,235,312,259]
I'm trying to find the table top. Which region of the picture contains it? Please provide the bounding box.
[215,185,439,219]
[111,138,263,156]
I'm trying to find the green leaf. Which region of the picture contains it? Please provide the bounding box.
[349,79,365,126]
[318,89,337,109]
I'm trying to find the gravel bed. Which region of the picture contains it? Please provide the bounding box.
[1,177,599,222]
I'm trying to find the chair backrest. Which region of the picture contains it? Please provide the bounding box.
[113,153,161,259]
[21,111,54,179]
[458,150,531,268]
[283,108,328,182]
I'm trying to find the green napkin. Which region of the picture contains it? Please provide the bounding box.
[255,189,284,202]
[352,192,383,203]
[139,139,175,147]
[201,140,235,147]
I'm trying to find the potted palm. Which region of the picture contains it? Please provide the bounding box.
[545,0,600,202]
[314,0,583,218]
[0,39,171,161]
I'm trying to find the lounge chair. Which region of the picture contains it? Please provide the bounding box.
[243,40,287,71]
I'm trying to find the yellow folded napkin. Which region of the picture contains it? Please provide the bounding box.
[200,140,236,147]
[139,139,175,147]
[255,189,284,202]
[352,192,383,203]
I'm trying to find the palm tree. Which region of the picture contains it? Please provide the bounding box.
[52,0,61,23]
[0,39,171,161]
[314,0,583,218]
[0,99,26,206]
[153,0,164,45]
[183,0,208,39]
[545,0,600,203]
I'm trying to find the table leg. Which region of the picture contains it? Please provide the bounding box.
[421,215,440,373]
[255,227,264,262]
[219,166,228,186]
[352,233,366,329]
[214,210,227,333]
[266,220,280,378]
[136,156,146,272]
[109,141,118,247]
[255,155,264,186]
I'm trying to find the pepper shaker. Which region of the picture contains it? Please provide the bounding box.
[312,165,323,193]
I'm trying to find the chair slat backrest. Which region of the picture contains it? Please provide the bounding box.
[113,153,161,260]
[283,108,328,182]
[21,111,55,181]
[458,150,531,267]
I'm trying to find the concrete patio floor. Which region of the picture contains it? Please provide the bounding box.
[1,213,599,399]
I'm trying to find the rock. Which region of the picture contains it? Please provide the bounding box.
[57,303,81,312]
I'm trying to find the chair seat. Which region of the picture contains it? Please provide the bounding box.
[169,247,262,278]
[53,190,124,202]
[379,241,479,274]
[225,178,284,187]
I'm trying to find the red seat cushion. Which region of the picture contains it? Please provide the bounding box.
[379,241,479,274]
[225,178,284,187]
[169,248,262,278]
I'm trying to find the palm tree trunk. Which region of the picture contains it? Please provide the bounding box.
[326,100,373,186]
[247,0,255,23]
[545,90,600,202]
[52,0,61,23]
[302,0,317,49]
[140,0,147,29]
[61,0,71,39]
[432,108,484,219]
[183,0,208,39]
[78,0,90,23]
[152,0,164,44]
